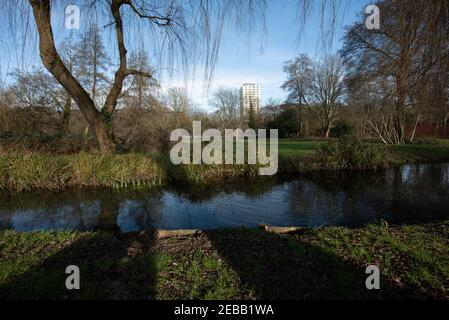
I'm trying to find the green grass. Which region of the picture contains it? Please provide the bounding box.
[388,143,449,163]
[1,139,448,191]
[0,152,165,191]
[277,138,449,162]
[0,222,447,299]
[278,139,324,158]
[307,222,449,298]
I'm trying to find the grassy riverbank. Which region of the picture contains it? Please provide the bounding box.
[0,139,448,191]
[388,142,449,163]
[0,221,447,299]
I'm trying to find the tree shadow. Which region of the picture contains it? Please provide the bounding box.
[0,231,158,300]
[204,228,416,299]
[0,227,431,300]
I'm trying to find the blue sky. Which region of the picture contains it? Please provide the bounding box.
[0,0,370,112]
[176,0,371,111]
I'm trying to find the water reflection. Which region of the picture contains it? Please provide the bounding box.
[1,163,449,232]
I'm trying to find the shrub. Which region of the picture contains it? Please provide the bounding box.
[330,121,352,138]
[317,138,388,170]
[267,108,299,138]
[0,132,93,154]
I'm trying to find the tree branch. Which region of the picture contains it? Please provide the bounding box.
[125,0,173,26]
[126,69,152,78]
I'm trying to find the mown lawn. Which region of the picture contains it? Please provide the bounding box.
[388,142,449,162]
[0,221,447,299]
[278,139,325,158]
[277,138,449,162]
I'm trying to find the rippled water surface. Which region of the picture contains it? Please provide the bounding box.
[1,163,448,232]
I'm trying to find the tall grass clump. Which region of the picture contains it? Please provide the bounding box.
[0,138,391,192]
[0,152,166,192]
[153,152,262,185]
[0,152,70,191]
[68,153,165,188]
[180,164,260,183]
[155,155,260,184]
[316,138,389,170]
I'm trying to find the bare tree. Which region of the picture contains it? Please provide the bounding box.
[4,0,375,151]
[5,68,69,134]
[305,56,346,138]
[341,0,449,143]
[164,88,191,113]
[73,24,110,108]
[210,88,239,129]
[163,87,192,128]
[261,98,282,121]
[121,50,159,110]
[9,0,266,152]
[281,54,313,136]
[9,68,63,110]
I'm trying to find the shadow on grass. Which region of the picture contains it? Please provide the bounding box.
[0,228,424,299]
[0,231,158,300]
[204,228,412,299]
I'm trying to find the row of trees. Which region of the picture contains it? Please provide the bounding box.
[1,0,448,151]
[275,0,449,142]
[0,22,207,152]
[16,0,267,153]
[343,0,449,143]
[279,55,345,138]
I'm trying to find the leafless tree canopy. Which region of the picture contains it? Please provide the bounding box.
[210,88,239,129]
[2,0,266,152]
[1,0,448,151]
[341,0,449,143]
[281,54,345,137]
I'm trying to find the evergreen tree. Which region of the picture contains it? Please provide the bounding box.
[247,101,257,130]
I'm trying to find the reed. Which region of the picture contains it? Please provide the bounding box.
[0,152,165,192]
[0,138,428,192]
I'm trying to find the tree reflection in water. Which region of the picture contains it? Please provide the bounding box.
[0,163,448,232]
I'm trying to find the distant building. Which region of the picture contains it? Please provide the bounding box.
[239,83,260,120]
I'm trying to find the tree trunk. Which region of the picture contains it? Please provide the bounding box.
[29,0,115,153]
[444,109,448,137]
[92,26,98,105]
[94,114,116,153]
[62,94,71,132]
[409,114,420,143]
[395,77,406,144]
[297,97,302,137]
[324,124,331,138]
